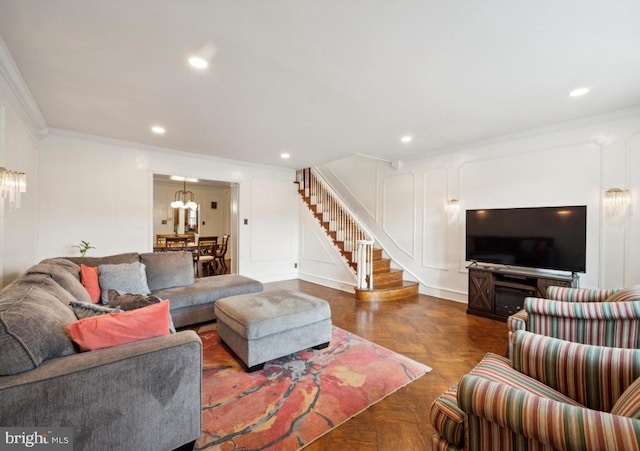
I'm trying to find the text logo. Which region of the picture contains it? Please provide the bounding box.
[0,428,72,450]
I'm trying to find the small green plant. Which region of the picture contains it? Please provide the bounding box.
[73,240,95,257]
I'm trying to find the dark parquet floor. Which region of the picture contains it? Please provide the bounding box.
[259,279,508,451]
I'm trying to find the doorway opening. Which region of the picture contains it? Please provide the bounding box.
[152,174,239,275]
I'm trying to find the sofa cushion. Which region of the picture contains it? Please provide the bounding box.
[80,264,101,303]
[140,251,194,291]
[64,252,140,267]
[98,261,151,305]
[66,301,171,352]
[39,258,81,279]
[18,273,80,308]
[151,274,263,310]
[70,300,123,319]
[25,262,91,303]
[0,275,78,375]
[468,353,581,405]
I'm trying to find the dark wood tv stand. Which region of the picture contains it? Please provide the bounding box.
[467,265,578,322]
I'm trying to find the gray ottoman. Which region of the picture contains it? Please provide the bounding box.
[214,289,332,371]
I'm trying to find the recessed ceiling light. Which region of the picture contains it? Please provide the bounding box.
[280,152,290,159]
[188,56,208,69]
[151,125,166,135]
[400,135,413,144]
[569,87,590,97]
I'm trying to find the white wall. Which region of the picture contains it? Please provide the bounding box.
[37,131,299,283]
[0,104,39,286]
[297,200,357,292]
[304,109,640,301]
[0,39,42,287]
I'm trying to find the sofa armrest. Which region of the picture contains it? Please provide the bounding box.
[511,330,640,411]
[546,286,619,302]
[0,331,202,451]
[458,374,640,451]
[506,308,529,358]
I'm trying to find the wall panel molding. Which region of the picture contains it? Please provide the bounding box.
[422,167,448,270]
[382,172,416,258]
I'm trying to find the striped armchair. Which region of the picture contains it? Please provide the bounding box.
[430,330,640,451]
[507,286,640,356]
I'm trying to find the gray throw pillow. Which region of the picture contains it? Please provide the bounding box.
[70,300,123,319]
[98,261,151,305]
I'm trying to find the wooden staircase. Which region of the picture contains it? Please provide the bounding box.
[296,168,419,302]
[354,248,419,301]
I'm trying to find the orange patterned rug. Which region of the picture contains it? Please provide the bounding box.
[194,324,431,450]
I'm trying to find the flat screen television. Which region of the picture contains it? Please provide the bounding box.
[465,206,587,273]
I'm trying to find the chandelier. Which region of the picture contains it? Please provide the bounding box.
[170,180,198,210]
[0,167,27,211]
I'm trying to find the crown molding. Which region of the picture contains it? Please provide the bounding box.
[403,106,640,163]
[0,35,47,133]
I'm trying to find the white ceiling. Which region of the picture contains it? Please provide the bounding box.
[1,1,639,169]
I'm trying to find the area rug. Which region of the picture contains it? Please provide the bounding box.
[194,324,431,450]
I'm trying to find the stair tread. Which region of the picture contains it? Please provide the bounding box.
[354,281,419,302]
[356,280,418,292]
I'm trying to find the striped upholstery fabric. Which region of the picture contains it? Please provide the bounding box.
[431,331,640,450]
[525,298,640,349]
[512,330,640,411]
[613,377,640,419]
[546,286,619,302]
[467,352,580,405]
[506,308,528,357]
[607,289,640,303]
[430,385,464,447]
[459,375,640,451]
[431,434,462,451]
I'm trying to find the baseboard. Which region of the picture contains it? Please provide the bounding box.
[420,285,467,303]
[298,273,355,294]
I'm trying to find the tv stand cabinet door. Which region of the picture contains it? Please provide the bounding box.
[468,269,493,313]
[536,277,574,297]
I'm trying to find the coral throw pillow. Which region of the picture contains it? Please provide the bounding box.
[66,301,170,352]
[80,264,101,303]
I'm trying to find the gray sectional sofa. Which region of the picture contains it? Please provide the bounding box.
[0,251,264,451]
[62,251,264,327]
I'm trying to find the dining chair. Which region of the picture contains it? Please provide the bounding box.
[214,234,230,273]
[165,236,189,249]
[194,236,217,276]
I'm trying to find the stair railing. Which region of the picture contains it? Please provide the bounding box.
[356,239,374,290]
[297,168,374,290]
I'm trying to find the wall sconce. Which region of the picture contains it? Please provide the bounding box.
[603,188,630,221]
[446,199,460,224]
[0,167,27,212]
